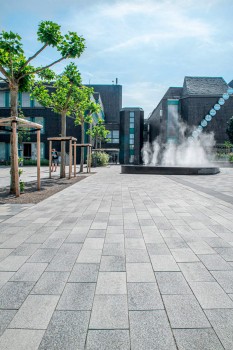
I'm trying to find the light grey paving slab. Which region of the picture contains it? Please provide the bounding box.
[82,238,104,250]
[171,248,199,262]
[204,237,231,248]
[32,271,69,295]
[0,271,15,289]
[89,295,128,329]
[151,255,180,271]
[125,249,150,263]
[28,248,58,263]
[103,243,125,256]
[100,255,125,271]
[211,270,233,293]
[205,309,233,350]
[129,310,177,350]
[126,263,155,282]
[57,283,95,310]
[124,229,142,238]
[105,234,124,244]
[0,281,34,309]
[0,249,13,262]
[189,281,233,308]
[173,328,224,350]
[86,330,130,350]
[39,311,90,350]
[188,241,216,254]
[0,329,45,350]
[76,249,102,263]
[146,243,170,255]
[214,247,233,261]
[163,294,210,328]
[11,244,40,256]
[9,294,59,329]
[198,254,232,270]
[69,264,99,282]
[0,255,29,271]
[10,262,47,282]
[0,310,17,336]
[156,272,192,294]
[87,229,106,238]
[96,272,127,294]
[46,249,81,272]
[178,262,215,282]
[125,238,146,250]
[127,282,164,310]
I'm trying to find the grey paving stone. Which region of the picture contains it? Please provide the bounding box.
[86,330,130,350]
[11,244,40,256]
[178,262,215,282]
[124,229,142,238]
[129,310,176,350]
[32,271,69,295]
[0,249,13,262]
[146,243,170,255]
[187,241,216,254]
[0,255,29,271]
[83,238,104,250]
[128,282,164,310]
[189,281,233,308]
[28,248,58,263]
[87,229,106,238]
[69,264,99,282]
[173,328,224,350]
[156,272,192,294]
[89,295,128,329]
[96,272,126,294]
[0,329,45,350]
[126,263,155,282]
[205,309,233,350]
[39,311,90,350]
[0,310,17,336]
[211,270,233,293]
[103,243,125,256]
[198,254,232,270]
[125,249,150,263]
[105,234,124,243]
[9,294,59,329]
[125,238,146,250]
[46,246,82,272]
[57,283,95,310]
[214,247,233,261]
[151,255,180,271]
[163,294,210,328]
[204,237,231,248]
[76,249,102,263]
[10,262,47,282]
[171,248,199,262]
[100,255,125,271]
[0,281,34,309]
[0,271,15,289]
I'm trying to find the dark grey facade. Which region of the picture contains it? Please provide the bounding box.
[119,108,144,165]
[148,77,233,144]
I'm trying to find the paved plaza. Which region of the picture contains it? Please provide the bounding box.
[1,166,233,349]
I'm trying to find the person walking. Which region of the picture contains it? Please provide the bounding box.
[51,148,59,172]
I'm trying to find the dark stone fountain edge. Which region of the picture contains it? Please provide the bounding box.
[121,165,220,175]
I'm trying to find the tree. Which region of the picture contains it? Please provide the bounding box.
[74,88,100,172]
[0,21,85,192]
[226,117,233,144]
[31,63,83,178]
[87,118,110,149]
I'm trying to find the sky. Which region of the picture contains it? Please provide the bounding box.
[0,0,233,118]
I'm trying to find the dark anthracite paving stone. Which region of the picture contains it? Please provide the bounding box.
[39,311,90,350]
[173,328,224,350]
[69,264,99,282]
[129,310,176,350]
[0,310,17,336]
[0,281,34,309]
[57,283,95,310]
[86,330,130,350]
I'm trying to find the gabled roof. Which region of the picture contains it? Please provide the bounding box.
[183,76,228,97]
[229,80,233,88]
[163,87,183,99]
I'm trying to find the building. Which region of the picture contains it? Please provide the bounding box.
[119,108,144,164]
[147,77,233,145]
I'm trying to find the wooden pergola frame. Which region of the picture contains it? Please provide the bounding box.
[72,143,92,176]
[0,116,42,197]
[47,137,77,179]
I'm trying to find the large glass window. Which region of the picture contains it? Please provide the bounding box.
[107,130,119,143]
[34,117,44,134]
[21,92,31,107]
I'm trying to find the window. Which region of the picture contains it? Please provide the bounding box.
[107,130,119,143]
[21,92,31,107]
[34,99,42,107]
[130,111,135,128]
[34,117,44,134]
[0,92,4,107]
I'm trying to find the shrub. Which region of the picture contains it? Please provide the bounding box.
[92,151,109,166]
[229,153,233,162]
[23,158,49,166]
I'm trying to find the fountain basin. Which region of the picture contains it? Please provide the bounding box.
[121,165,220,175]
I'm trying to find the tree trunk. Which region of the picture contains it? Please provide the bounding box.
[10,83,19,194]
[60,111,66,178]
[80,122,84,172]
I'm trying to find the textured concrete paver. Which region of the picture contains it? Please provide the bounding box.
[1,166,233,349]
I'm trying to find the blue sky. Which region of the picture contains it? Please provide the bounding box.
[1,0,233,118]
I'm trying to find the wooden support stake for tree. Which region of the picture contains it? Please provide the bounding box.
[74,142,77,177]
[89,146,92,173]
[37,129,41,190]
[12,121,19,197]
[69,140,72,179]
[49,141,52,179]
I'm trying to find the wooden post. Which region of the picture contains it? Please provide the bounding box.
[74,142,77,177]
[37,129,41,190]
[69,139,72,179]
[12,121,19,197]
[49,140,52,179]
[89,146,92,173]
